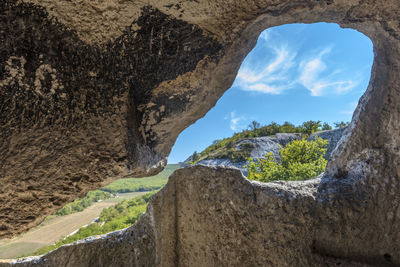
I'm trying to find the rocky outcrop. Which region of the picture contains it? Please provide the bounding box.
[1,0,400,265]
[0,1,223,237]
[193,134,300,174]
[308,127,347,159]
[188,131,342,175]
[2,165,399,266]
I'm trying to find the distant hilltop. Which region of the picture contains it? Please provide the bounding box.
[182,123,347,175]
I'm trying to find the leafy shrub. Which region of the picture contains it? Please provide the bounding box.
[301,120,322,135]
[322,122,332,131]
[246,137,328,182]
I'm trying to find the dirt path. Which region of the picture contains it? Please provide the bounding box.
[0,192,148,259]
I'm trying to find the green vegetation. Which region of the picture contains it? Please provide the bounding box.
[54,191,112,216]
[334,121,349,128]
[322,122,332,130]
[100,164,179,194]
[26,165,179,257]
[301,120,322,135]
[191,141,255,163]
[33,192,156,256]
[49,164,179,218]
[246,137,328,182]
[191,121,335,164]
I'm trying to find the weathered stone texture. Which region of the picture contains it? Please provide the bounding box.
[0,0,222,237]
[1,0,400,265]
[308,127,347,159]
[3,166,397,266]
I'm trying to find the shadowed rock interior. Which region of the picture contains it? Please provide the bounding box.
[0,0,400,266]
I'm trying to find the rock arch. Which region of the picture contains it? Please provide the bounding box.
[0,0,399,265]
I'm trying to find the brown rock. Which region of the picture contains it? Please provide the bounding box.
[0,0,400,265]
[3,166,398,266]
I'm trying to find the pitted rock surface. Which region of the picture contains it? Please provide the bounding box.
[2,166,398,266]
[1,0,400,266]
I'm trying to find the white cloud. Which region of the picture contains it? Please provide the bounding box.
[298,57,326,96]
[236,36,360,97]
[259,30,270,41]
[298,46,358,96]
[229,111,247,131]
[244,83,286,94]
[236,45,296,94]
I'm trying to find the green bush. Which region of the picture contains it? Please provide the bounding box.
[301,120,322,135]
[54,190,112,216]
[322,122,332,131]
[246,137,328,182]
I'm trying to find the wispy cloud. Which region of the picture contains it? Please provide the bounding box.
[236,45,296,94]
[235,35,360,97]
[245,83,286,94]
[229,111,247,131]
[298,47,358,96]
[259,30,270,41]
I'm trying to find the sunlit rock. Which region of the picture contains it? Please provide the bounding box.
[1,0,400,265]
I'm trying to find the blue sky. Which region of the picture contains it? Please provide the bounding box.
[168,23,373,163]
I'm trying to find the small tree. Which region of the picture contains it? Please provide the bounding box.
[281,121,296,133]
[334,121,349,129]
[191,151,200,163]
[322,122,332,131]
[301,120,322,135]
[248,120,261,131]
[269,121,280,135]
[212,139,221,146]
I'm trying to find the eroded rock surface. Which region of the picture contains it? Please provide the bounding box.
[1,0,400,265]
[308,127,347,158]
[2,166,398,266]
[189,130,344,175]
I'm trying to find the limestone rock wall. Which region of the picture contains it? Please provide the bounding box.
[1,0,400,265]
[3,166,399,266]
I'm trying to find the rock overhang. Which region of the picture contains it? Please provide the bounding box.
[0,0,400,265]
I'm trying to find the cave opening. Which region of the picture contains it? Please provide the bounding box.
[0,22,374,260]
[169,22,373,179]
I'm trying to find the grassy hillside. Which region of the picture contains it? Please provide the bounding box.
[48,164,179,218]
[32,192,156,256]
[29,165,180,257]
[100,164,179,193]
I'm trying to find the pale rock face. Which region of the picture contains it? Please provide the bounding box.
[1,0,400,266]
[308,128,347,158]
[190,130,343,175]
[188,135,299,174]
